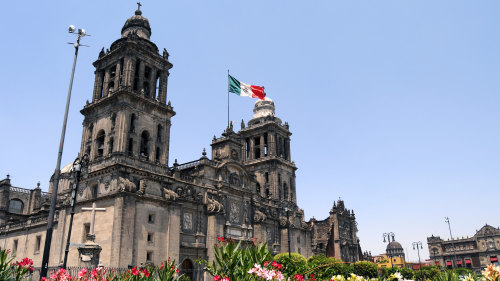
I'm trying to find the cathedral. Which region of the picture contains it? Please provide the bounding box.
[0,7,362,280]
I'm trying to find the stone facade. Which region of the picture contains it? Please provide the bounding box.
[0,7,363,281]
[427,224,500,273]
[309,199,362,263]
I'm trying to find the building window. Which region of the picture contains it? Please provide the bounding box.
[91,185,98,199]
[83,223,90,242]
[96,130,106,157]
[146,251,153,263]
[147,233,154,244]
[297,236,300,244]
[35,235,42,254]
[13,239,18,255]
[128,138,134,156]
[148,213,155,224]
[140,131,150,157]
[155,147,160,162]
[8,199,24,214]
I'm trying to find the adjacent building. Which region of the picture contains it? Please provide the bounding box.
[427,224,500,272]
[309,199,362,263]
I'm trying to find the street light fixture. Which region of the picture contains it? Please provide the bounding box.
[383,232,395,268]
[40,26,89,280]
[412,241,423,273]
[62,154,89,269]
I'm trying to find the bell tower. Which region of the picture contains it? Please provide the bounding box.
[80,6,175,169]
[211,98,297,204]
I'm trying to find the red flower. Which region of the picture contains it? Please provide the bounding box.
[217,237,224,242]
[160,261,165,269]
[214,275,221,281]
[222,277,230,281]
[264,261,270,266]
[142,268,150,277]
[176,268,180,274]
[293,274,305,281]
[131,267,139,276]
[311,273,316,281]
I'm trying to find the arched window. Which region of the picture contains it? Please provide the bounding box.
[140,131,150,157]
[8,199,24,214]
[284,183,288,200]
[96,130,106,157]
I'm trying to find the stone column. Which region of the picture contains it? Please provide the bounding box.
[163,120,171,166]
[123,56,134,88]
[166,204,181,262]
[269,133,275,156]
[102,69,111,97]
[149,69,157,99]
[118,194,136,267]
[138,61,145,94]
[114,62,121,90]
[249,138,254,160]
[117,112,129,153]
[158,72,168,103]
[110,196,124,267]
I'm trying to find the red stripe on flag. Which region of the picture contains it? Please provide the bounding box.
[250,85,266,100]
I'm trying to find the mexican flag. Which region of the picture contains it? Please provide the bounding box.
[228,74,266,100]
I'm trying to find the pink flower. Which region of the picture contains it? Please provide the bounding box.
[142,268,150,277]
[131,267,139,276]
[214,275,221,281]
[222,278,230,281]
[78,268,88,278]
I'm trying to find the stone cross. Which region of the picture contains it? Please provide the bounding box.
[82,202,106,242]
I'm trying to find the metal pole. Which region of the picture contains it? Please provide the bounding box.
[40,32,83,280]
[227,69,230,128]
[445,217,458,268]
[62,154,87,269]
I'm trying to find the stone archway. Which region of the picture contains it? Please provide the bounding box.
[181,258,194,280]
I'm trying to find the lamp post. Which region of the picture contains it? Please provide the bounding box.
[445,217,458,269]
[383,232,395,268]
[285,207,291,259]
[412,241,423,273]
[40,26,88,280]
[62,154,89,269]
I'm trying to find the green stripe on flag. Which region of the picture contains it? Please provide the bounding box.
[228,74,241,95]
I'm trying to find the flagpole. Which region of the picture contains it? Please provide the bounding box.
[227,69,230,128]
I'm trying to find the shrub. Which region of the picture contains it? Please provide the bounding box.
[305,255,353,280]
[274,252,307,278]
[353,261,378,278]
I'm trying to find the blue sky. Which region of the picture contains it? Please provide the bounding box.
[0,1,499,261]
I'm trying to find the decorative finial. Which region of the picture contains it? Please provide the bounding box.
[135,2,142,15]
[37,181,40,188]
[202,148,207,157]
[6,174,10,179]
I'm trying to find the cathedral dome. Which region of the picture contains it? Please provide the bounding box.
[252,97,275,119]
[121,8,151,40]
[387,241,403,250]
